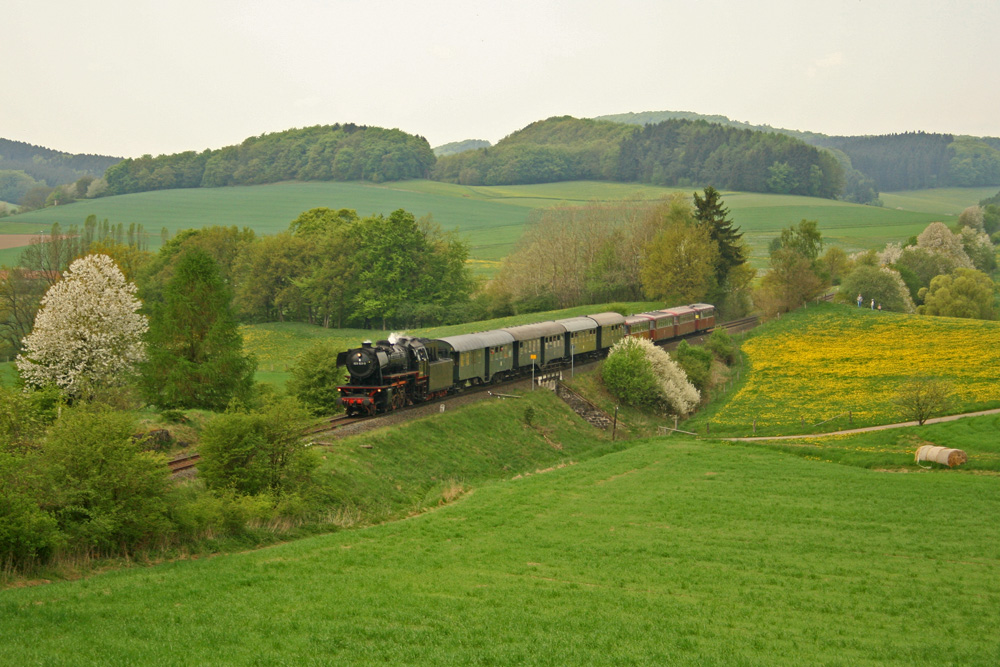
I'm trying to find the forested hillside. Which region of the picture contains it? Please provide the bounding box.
[597,110,1000,194]
[0,138,120,186]
[617,119,843,198]
[102,124,436,195]
[432,116,636,185]
[433,139,491,157]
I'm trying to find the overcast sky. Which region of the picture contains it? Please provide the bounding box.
[5,0,999,158]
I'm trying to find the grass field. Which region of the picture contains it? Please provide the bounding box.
[3,182,990,273]
[687,302,1000,437]
[3,434,998,664]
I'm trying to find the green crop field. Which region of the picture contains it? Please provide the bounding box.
[881,186,998,215]
[3,432,998,664]
[3,182,989,273]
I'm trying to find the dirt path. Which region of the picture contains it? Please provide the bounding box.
[724,408,1000,442]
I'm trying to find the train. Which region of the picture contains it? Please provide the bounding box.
[336,303,716,416]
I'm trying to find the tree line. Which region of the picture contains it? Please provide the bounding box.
[0,208,475,360]
[489,187,754,319]
[102,125,436,196]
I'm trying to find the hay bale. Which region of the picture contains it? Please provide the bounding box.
[915,445,967,468]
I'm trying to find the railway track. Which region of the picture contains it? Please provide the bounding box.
[167,453,200,474]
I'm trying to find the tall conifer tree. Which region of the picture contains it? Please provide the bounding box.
[692,186,746,283]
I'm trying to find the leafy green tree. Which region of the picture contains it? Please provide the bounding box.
[671,340,712,392]
[0,449,62,570]
[286,341,347,416]
[917,268,996,319]
[892,377,952,426]
[775,219,824,261]
[0,170,40,204]
[754,248,828,317]
[0,266,47,357]
[233,232,312,322]
[199,397,318,495]
[640,221,718,303]
[289,208,361,327]
[142,248,256,410]
[840,265,915,313]
[38,407,171,555]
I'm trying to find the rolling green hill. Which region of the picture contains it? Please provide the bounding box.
[4,180,987,272]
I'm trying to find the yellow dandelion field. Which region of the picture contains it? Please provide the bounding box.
[713,308,1000,430]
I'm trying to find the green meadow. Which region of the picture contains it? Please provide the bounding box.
[4,299,1000,664]
[4,181,991,272]
[3,430,998,664]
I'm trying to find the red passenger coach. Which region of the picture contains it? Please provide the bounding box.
[666,306,698,336]
[642,311,677,342]
[690,303,716,331]
[624,314,654,340]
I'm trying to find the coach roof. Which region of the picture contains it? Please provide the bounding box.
[435,330,514,352]
[587,311,626,326]
[553,316,598,333]
[501,321,566,341]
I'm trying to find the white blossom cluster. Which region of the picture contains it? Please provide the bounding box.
[916,222,974,269]
[876,242,903,266]
[613,336,701,416]
[16,254,148,396]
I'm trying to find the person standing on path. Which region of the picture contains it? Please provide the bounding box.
[871,298,875,310]
[857,293,863,307]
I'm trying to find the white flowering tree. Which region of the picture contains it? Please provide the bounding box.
[602,336,700,416]
[16,254,147,398]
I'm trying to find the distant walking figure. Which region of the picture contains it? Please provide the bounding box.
[878,303,882,313]
[870,298,875,310]
[857,293,863,307]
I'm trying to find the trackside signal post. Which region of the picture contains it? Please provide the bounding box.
[530,354,536,389]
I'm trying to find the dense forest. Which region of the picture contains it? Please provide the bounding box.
[102,125,436,196]
[433,116,846,199]
[600,111,1000,194]
[0,138,120,187]
[616,119,844,198]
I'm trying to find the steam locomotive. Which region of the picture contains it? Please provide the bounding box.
[336,304,715,416]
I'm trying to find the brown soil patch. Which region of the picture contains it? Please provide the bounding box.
[0,234,39,250]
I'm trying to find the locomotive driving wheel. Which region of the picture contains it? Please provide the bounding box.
[391,390,405,411]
